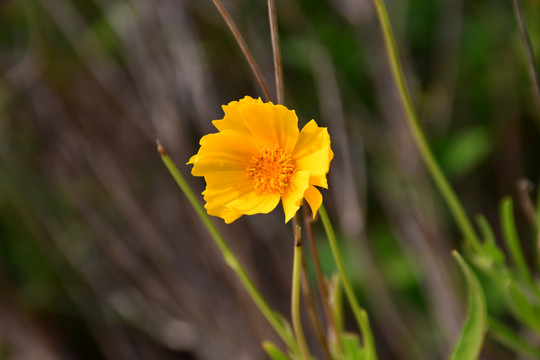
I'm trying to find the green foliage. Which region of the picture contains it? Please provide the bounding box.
[500,198,533,285]
[341,333,364,360]
[467,197,540,358]
[449,251,487,360]
[263,341,291,360]
[507,281,540,334]
[437,126,493,179]
[489,316,540,358]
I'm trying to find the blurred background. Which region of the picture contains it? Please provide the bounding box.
[1,0,540,358]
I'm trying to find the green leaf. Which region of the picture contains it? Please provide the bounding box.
[341,332,365,360]
[449,251,487,360]
[500,198,532,285]
[507,281,540,333]
[272,312,299,353]
[438,126,492,178]
[489,316,540,358]
[476,215,496,246]
[262,341,291,360]
[473,215,505,267]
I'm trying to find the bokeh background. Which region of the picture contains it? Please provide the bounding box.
[1,0,540,359]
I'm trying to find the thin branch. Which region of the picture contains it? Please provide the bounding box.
[212,0,273,102]
[300,255,334,360]
[303,206,344,356]
[516,179,538,228]
[513,0,540,124]
[268,0,284,104]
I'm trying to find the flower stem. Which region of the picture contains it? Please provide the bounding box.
[157,142,296,350]
[291,214,312,360]
[319,205,377,358]
[370,0,481,250]
[212,0,273,102]
[303,206,343,356]
[301,256,334,360]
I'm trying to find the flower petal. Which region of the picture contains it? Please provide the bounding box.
[202,175,254,223]
[281,170,310,223]
[203,171,251,195]
[239,102,300,152]
[206,205,243,224]
[303,185,323,219]
[212,96,262,132]
[189,130,258,176]
[227,191,281,215]
[296,147,333,188]
[293,120,333,188]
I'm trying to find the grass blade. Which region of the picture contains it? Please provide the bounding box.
[449,251,487,360]
[500,197,533,285]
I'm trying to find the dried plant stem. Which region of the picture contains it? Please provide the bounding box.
[303,206,344,356]
[512,0,540,124]
[212,0,273,102]
[158,142,298,350]
[516,179,538,228]
[291,215,312,360]
[301,257,334,360]
[319,205,377,358]
[370,0,481,250]
[268,0,284,104]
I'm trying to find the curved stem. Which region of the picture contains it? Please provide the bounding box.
[212,0,273,102]
[370,0,481,250]
[292,234,312,360]
[319,205,377,359]
[158,142,296,350]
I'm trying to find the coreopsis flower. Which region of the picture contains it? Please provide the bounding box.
[188,96,333,223]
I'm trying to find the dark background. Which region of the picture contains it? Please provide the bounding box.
[0,0,539,359]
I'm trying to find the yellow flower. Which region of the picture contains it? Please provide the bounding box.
[188,96,333,223]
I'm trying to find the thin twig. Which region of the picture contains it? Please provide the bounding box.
[267,0,284,104]
[516,179,538,228]
[300,255,334,360]
[303,206,344,356]
[211,0,273,102]
[512,0,540,124]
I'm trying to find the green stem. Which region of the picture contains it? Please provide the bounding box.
[319,205,377,359]
[371,0,481,250]
[292,241,311,360]
[158,142,296,350]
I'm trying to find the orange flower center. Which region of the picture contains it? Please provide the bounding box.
[247,146,295,195]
